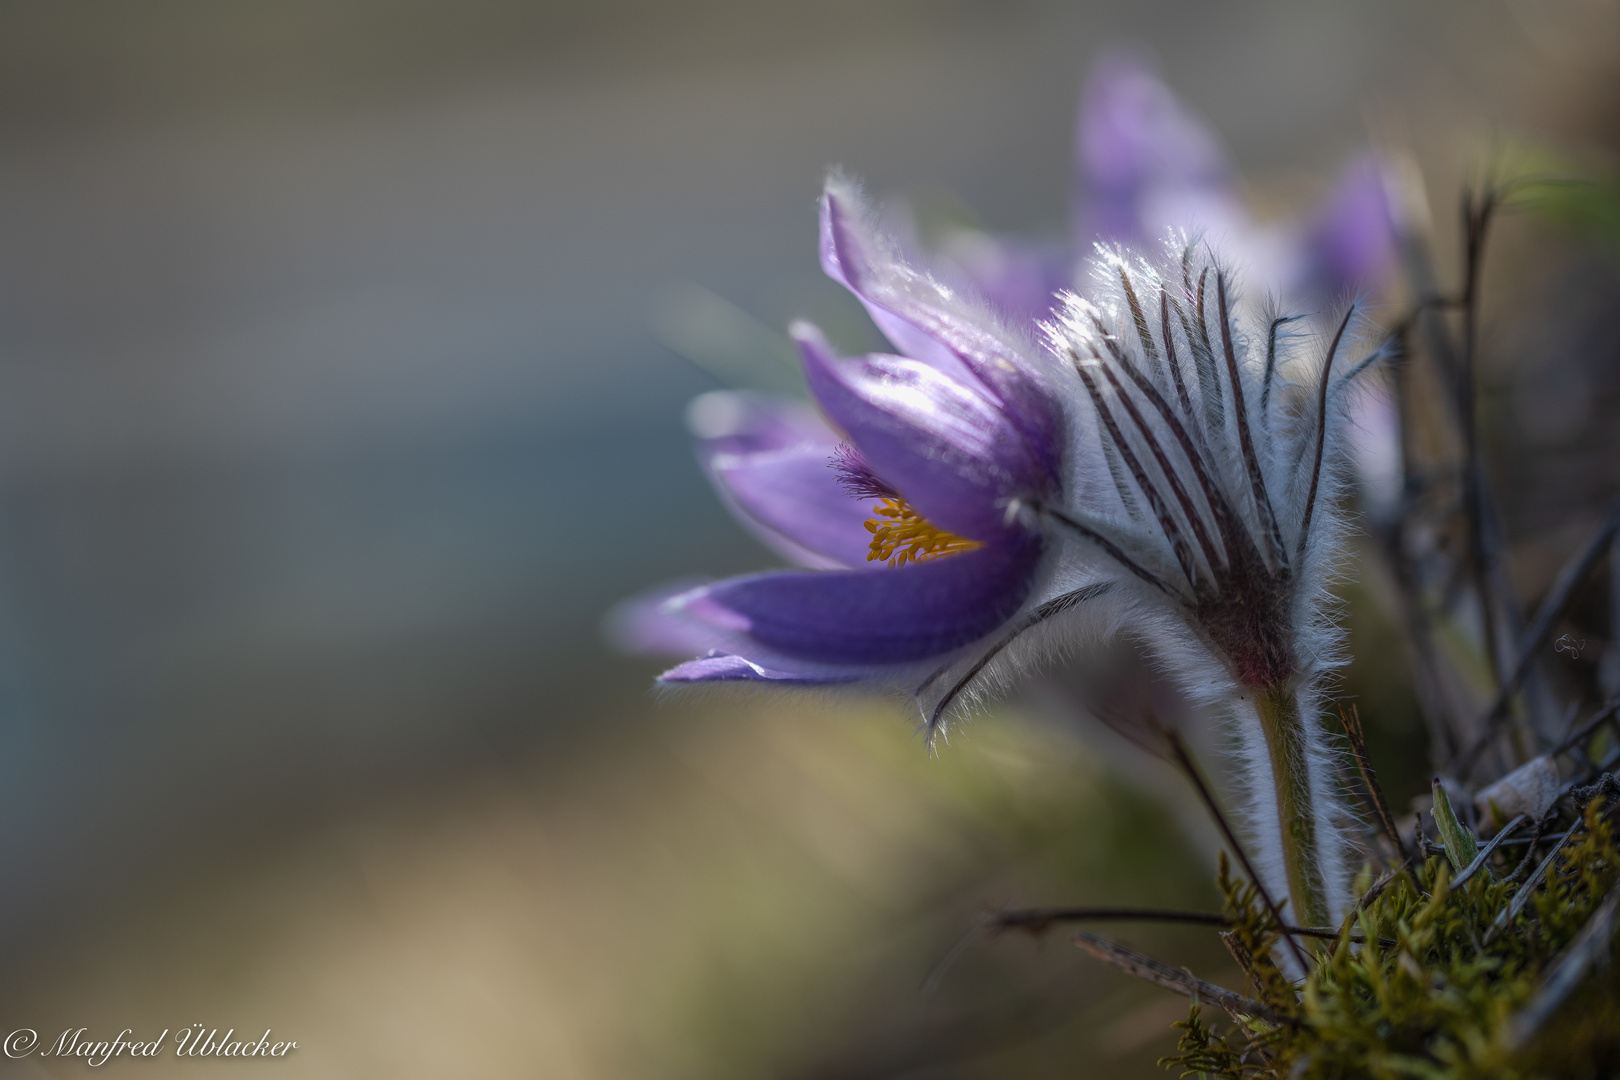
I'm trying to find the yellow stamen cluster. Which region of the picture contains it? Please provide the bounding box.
[864,497,982,566]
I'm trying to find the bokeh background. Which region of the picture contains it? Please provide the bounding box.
[0,1,1615,1076]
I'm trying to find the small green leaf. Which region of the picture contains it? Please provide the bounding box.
[1431,777,1479,872]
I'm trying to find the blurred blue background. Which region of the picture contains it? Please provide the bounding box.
[0,2,1612,1076]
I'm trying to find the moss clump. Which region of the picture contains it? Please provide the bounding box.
[1162,799,1620,1079]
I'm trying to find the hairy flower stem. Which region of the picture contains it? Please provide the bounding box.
[1253,685,1330,929]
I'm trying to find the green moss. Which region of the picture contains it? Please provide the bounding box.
[1161,801,1620,1079]
[1165,1005,1251,1079]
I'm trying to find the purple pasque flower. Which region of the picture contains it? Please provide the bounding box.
[1076,50,1240,264]
[930,50,1399,329]
[617,169,1380,927]
[618,178,1083,716]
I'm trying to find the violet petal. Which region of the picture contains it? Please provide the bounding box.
[818,184,1063,476]
[681,532,1043,666]
[686,390,835,457]
[795,325,1038,541]
[658,651,861,684]
[604,578,727,656]
[819,187,979,386]
[686,390,870,568]
[1076,51,1231,250]
[936,229,1073,328]
[1301,154,1398,299]
[711,443,878,568]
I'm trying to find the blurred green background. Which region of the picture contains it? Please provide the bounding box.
[0,1,1614,1075]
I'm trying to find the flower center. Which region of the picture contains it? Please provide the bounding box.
[864,498,982,566]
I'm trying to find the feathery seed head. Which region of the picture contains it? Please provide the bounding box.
[1039,240,1367,695]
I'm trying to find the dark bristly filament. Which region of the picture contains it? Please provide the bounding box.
[1097,297,1238,569]
[1074,351,1204,591]
[1296,306,1356,562]
[1160,288,1199,426]
[1092,347,1224,580]
[1216,273,1289,569]
[1040,505,1173,596]
[1261,314,1304,420]
[921,583,1114,736]
[1192,266,1225,434]
[1118,264,1162,371]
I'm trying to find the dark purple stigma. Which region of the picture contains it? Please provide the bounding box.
[830,442,898,501]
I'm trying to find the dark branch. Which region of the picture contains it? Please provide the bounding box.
[1552,698,1620,759]
[1458,498,1620,776]
[1451,182,1529,709]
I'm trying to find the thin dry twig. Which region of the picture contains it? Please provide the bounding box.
[1455,183,1512,694]
[1486,823,1584,943]
[1504,812,1553,885]
[989,906,1393,947]
[1162,730,1312,972]
[1460,500,1620,776]
[1552,698,1620,760]
[993,907,1227,933]
[1393,174,1562,766]
[1449,813,1527,889]
[1375,511,1463,763]
[1219,929,1263,997]
[1352,865,1405,916]
[1340,704,1409,861]
[1070,931,1285,1025]
[1380,188,1490,765]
